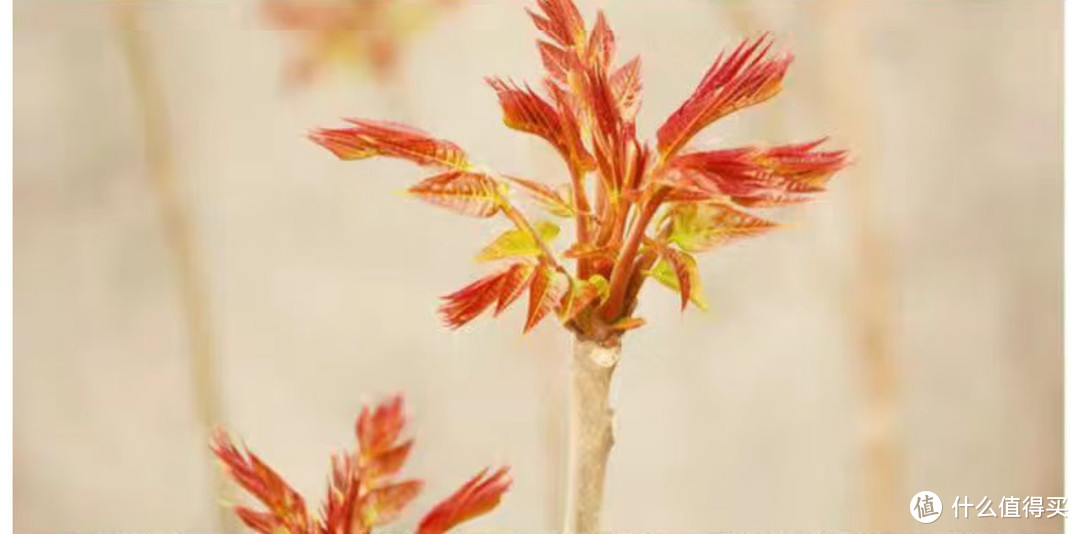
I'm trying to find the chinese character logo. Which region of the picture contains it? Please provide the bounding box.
[911,491,942,524]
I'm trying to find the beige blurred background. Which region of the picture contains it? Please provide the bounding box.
[14,0,1063,532]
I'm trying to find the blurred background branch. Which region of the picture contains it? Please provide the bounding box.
[115,6,234,532]
[810,2,901,530]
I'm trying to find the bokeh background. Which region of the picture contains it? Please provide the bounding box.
[14,0,1063,532]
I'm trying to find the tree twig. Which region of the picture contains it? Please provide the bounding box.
[115,8,234,532]
[809,3,902,530]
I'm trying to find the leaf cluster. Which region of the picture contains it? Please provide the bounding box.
[311,0,848,341]
[212,396,511,534]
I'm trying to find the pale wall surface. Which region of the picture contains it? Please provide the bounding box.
[14,1,1063,532]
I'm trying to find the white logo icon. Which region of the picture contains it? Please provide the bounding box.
[911,491,942,523]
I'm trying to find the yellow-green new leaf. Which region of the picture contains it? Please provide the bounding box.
[559,274,609,322]
[666,202,779,253]
[648,249,707,311]
[476,221,560,262]
[611,316,646,332]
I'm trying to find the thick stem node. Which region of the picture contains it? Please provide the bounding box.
[563,337,620,534]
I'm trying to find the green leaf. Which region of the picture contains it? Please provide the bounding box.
[476,221,560,262]
[648,252,708,311]
[665,202,779,253]
[611,316,646,332]
[559,274,610,322]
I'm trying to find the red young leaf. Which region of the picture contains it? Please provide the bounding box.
[754,138,849,189]
[666,147,764,197]
[217,396,511,534]
[359,480,425,526]
[322,455,361,534]
[544,79,597,169]
[664,185,718,203]
[234,508,282,534]
[528,0,586,49]
[310,119,470,170]
[495,262,536,316]
[538,40,571,83]
[355,394,415,483]
[439,263,526,329]
[730,191,813,208]
[263,0,463,88]
[416,467,513,534]
[329,453,356,495]
[211,430,315,534]
[610,56,643,122]
[657,246,701,311]
[322,395,418,534]
[524,265,570,332]
[356,395,406,454]
[581,64,635,195]
[504,176,576,218]
[489,78,595,171]
[586,11,616,70]
[656,34,792,159]
[666,140,848,207]
[584,64,625,149]
[408,171,504,218]
[489,78,579,161]
[262,1,349,30]
[364,441,412,480]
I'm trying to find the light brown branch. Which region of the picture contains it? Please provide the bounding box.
[563,337,620,534]
[116,8,234,532]
[809,3,901,530]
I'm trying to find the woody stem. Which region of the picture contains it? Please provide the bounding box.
[563,336,620,534]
